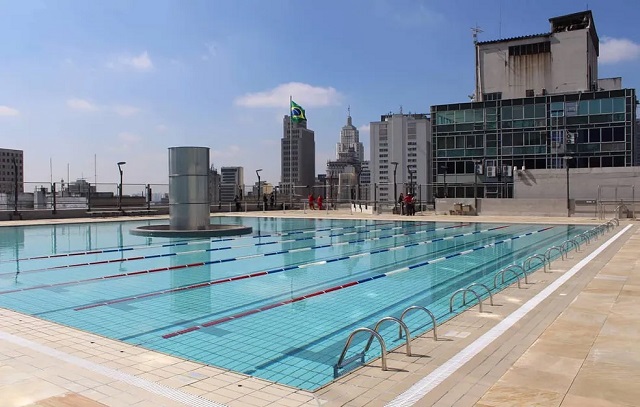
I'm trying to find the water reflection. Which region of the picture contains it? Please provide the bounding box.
[170,237,211,313]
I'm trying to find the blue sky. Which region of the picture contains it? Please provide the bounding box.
[1,0,639,187]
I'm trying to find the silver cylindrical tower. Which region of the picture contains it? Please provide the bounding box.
[168,147,210,230]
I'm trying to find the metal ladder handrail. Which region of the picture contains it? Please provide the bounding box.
[334,327,388,377]
[493,267,522,289]
[545,245,565,263]
[615,203,628,219]
[364,316,411,356]
[576,232,590,245]
[561,239,580,254]
[398,306,438,341]
[449,288,484,313]
[610,218,619,226]
[523,254,548,273]
[501,264,528,284]
[466,282,494,305]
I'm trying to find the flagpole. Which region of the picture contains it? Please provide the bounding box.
[289,95,293,205]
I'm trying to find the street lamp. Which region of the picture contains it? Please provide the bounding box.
[117,161,126,212]
[473,159,482,214]
[255,169,263,209]
[407,165,415,195]
[563,156,573,217]
[440,164,448,198]
[391,161,398,211]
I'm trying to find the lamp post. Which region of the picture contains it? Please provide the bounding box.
[440,165,448,198]
[391,161,398,211]
[407,165,415,195]
[473,159,482,214]
[563,156,573,217]
[117,161,126,212]
[12,156,18,215]
[255,169,262,209]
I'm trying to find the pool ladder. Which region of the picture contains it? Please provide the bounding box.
[334,219,619,378]
[333,306,438,377]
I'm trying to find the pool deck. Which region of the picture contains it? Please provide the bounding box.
[1,212,638,407]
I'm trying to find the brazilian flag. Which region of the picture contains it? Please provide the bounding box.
[290,100,307,122]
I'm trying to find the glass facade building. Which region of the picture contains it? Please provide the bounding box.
[431,89,637,199]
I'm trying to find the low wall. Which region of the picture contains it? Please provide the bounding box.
[435,198,573,217]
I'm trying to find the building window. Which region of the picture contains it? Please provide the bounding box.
[526,89,534,97]
[509,41,551,56]
[483,92,502,101]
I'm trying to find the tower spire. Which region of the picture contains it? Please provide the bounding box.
[347,105,352,126]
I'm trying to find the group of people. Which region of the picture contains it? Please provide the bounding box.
[307,193,324,210]
[262,192,277,210]
[398,192,416,216]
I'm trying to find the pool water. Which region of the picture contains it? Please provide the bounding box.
[0,218,589,390]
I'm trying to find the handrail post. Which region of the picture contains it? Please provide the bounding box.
[365,317,411,356]
[450,288,484,313]
[334,327,388,377]
[399,306,438,341]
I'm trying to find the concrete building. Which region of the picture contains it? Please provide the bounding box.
[208,165,221,207]
[281,115,315,197]
[432,10,637,200]
[476,11,602,101]
[220,166,243,203]
[336,109,364,162]
[369,113,432,204]
[0,148,24,195]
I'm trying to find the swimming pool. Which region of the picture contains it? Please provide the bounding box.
[0,218,589,390]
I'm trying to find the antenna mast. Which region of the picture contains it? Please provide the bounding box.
[471,25,483,44]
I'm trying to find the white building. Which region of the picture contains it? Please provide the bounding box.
[220,167,243,203]
[370,113,432,204]
[336,109,364,162]
[476,11,610,101]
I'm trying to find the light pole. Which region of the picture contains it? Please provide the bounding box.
[255,169,262,209]
[563,156,573,217]
[391,161,398,211]
[440,165,448,198]
[12,157,19,215]
[117,161,126,212]
[473,159,482,214]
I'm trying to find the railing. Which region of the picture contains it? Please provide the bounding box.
[523,254,548,273]
[364,317,412,357]
[449,288,484,313]
[334,327,388,377]
[493,267,523,289]
[398,306,438,341]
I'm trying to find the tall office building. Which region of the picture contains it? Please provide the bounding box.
[0,148,24,195]
[326,111,367,201]
[432,10,637,199]
[370,113,432,204]
[281,115,315,197]
[208,165,221,206]
[336,109,364,162]
[220,166,243,203]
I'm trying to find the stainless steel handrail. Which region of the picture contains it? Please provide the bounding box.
[398,306,438,341]
[523,254,548,273]
[449,288,484,313]
[364,317,411,356]
[610,218,619,226]
[545,245,565,263]
[561,239,579,255]
[466,282,494,306]
[493,267,522,289]
[334,327,388,377]
[576,232,590,245]
[501,264,528,284]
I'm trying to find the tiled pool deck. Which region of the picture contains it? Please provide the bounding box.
[1,211,638,407]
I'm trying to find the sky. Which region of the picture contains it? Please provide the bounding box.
[1,0,639,187]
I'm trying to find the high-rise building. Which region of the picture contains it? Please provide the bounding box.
[0,148,24,195]
[220,166,243,203]
[281,115,315,197]
[336,109,364,162]
[208,165,221,206]
[476,11,601,101]
[370,113,432,204]
[432,10,637,199]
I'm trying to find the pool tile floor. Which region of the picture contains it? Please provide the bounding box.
[1,211,638,406]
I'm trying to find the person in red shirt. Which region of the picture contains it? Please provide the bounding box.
[317,195,323,210]
[308,193,315,210]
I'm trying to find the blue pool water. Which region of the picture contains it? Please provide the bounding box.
[0,218,590,390]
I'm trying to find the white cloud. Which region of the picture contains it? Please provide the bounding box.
[201,42,218,61]
[113,105,140,116]
[118,132,141,144]
[111,51,153,72]
[67,98,98,111]
[211,145,242,159]
[235,82,343,108]
[375,0,443,28]
[0,105,19,116]
[600,37,640,64]
[156,124,168,132]
[358,124,370,134]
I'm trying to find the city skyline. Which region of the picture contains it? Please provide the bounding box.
[1,1,639,186]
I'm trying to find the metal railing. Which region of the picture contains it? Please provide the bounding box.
[334,327,388,377]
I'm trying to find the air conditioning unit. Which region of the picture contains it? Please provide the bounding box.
[476,164,483,175]
[486,166,497,177]
[503,166,513,177]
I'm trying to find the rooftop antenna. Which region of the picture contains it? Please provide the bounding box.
[347,105,351,117]
[399,105,403,114]
[471,25,483,44]
[498,0,502,38]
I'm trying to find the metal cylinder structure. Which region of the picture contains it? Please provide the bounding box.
[168,147,210,230]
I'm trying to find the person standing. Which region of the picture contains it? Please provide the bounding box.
[317,195,323,210]
[398,193,404,215]
[308,193,315,210]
